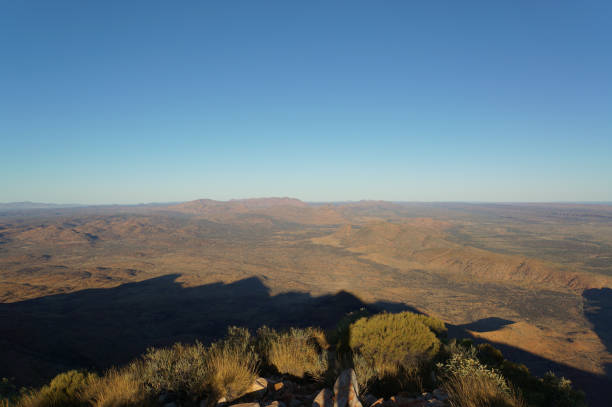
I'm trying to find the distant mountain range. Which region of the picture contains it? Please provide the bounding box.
[0,202,85,210]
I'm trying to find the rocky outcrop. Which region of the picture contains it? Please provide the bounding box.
[193,370,450,407]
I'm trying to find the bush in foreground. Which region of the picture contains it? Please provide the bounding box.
[79,368,147,407]
[137,342,207,397]
[17,370,97,407]
[257,327,327,380]
[203,329,259,403]
[349,311,445,370]
[348,311,445,395]
[443,373,525,407]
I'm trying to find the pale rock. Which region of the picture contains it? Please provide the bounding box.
[248,377,269,398]
[333,369,361,407]
[369,399,384,407]
[265,402,286,407]
[312,388,333,407]
[230,403,260,407]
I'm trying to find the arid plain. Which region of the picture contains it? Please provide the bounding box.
[1,199,611,402]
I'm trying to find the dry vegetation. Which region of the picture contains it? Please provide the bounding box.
[0,310,586,407]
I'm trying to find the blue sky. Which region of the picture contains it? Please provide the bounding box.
[1,1,611,204]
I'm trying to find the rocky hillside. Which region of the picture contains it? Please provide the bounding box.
[0,310,586,407]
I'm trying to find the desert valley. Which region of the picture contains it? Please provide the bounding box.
[1,199,611,405]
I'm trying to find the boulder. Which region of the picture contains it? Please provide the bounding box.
[230,403,260,407]
[333,369,361,407]
[312,388,333,407]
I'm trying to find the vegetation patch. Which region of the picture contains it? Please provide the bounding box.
[0,311,587,407]
[257,326,328,380]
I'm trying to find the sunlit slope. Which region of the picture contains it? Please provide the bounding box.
[312,220,612,291]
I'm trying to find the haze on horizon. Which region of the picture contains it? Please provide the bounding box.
[1,1,611,205]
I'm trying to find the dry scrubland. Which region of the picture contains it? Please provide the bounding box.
[0,310,585,407]
[0,199,611,405]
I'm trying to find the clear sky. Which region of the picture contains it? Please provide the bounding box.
[1,1,611,204]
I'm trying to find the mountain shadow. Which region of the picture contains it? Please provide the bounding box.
[582,287,612,404]
[449,315,612,407]
[0,274,414,387]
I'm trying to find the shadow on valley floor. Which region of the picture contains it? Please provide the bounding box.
[447,312,612,407]
[1,274,611,407]
[455,317,515,333]
[582,287,612,404]
[0,274,415,387]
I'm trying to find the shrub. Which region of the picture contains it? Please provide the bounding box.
[137,328,258,404]
[349,311,443,375]
[412,314,447,337]
[477,343,505,367]
[437,352,510,395]
[203,333,259,403]
[258,327,327,380]
[459,343,585,407]
[18,370,96,407]
[137,342,207,397]
[329,308,371,354]
[347,311,444,395]
[443,372,525,407]
[538,372,586,407]
[79,368,148,407]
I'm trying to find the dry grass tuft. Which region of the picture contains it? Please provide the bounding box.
[204,341,258,403]
[444,373,525,407]
[79,368,148,407]
[260,327,328,380]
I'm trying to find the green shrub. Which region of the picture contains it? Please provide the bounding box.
[347,311,444,395]
[349,311,443,373]
[257,327,327,380]
[18,370,96,407]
